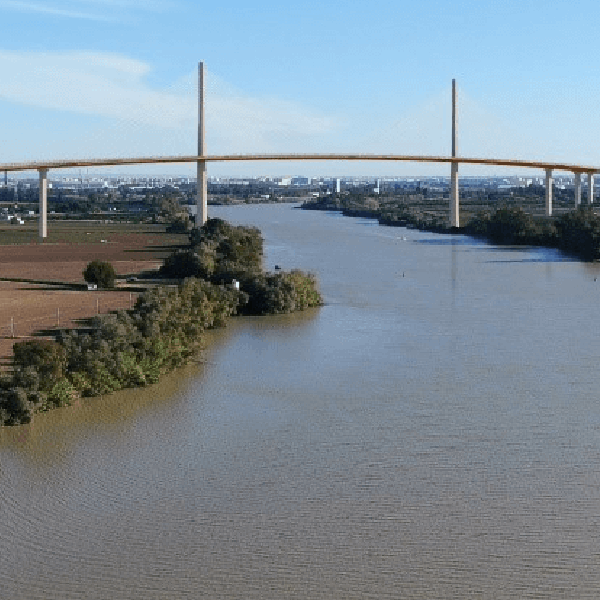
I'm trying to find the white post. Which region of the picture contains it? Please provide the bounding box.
[574,172,582,207]
[39,168,47,239]
[449,79,459,228]
[545,169,553,216]
[196,61,207,227]
[588,173,594,205]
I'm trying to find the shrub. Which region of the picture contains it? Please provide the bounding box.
[2,388,33,424]
[83,260,117,289]
[160,249,207,279]
[242,270,323,315]
[485,207,535,244]
[166,213,192,233]
[48,379,78,407]
[179,218,263,283]
[0,407,11,427]
[556,207,600,260]
[13,339,67,392]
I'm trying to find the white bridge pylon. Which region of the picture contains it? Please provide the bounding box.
[0,65,598,238]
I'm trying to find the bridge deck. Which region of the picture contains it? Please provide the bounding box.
[0,154,598,174]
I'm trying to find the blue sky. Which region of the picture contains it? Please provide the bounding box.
[0,0,599,177]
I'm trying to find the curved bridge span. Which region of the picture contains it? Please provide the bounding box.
[1,153,599,173]
[2,153,598,240]
[2,65,599,238]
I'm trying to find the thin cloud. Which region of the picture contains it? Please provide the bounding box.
[354,84,600,175]
[0,0,173,20]
[74,0,173,9]
[0,0,114,20]
[0,51,343,159]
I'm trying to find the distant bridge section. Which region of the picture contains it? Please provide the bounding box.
[1,65,599,239]
[1,153,599,173]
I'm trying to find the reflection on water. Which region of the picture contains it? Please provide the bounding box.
[3,204,600,598]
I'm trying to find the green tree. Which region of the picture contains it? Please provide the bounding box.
[13,340,67,392]
[556,207,600,260]
[83,260,117,289]
[484,207,535,244]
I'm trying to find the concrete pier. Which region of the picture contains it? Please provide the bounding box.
[545,169,553,216]
[196,61,207,226]
[449,79,459,228]
[575,173,582,207]
[39,168,47,239]
[588,173,594,205]
[450,163,459,226]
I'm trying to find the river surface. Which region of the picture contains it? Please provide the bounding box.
[3,203,600,598]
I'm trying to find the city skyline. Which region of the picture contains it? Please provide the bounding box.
[1,0,600,177]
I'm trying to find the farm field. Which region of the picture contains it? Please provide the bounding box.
[0,222,189,365]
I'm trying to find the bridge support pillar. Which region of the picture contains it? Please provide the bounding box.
[450,162,459,227]
[38,168,47,239]
[588,173,594,205]
[196,60,207,227]
[449,78,459,227]
[574,172,582,207]
[197,160,207,225]
[545,169,553,216]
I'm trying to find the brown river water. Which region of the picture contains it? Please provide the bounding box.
[2,203,600,598]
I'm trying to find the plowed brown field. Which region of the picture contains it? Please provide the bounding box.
[0,223,188,366]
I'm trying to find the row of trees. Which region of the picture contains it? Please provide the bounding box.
[0,279,244,425]
[466,206,600,260]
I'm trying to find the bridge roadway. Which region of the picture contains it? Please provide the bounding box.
[1,153,600,173]
[1,153,599,238]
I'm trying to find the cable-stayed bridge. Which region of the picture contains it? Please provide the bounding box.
[1,66,599,239]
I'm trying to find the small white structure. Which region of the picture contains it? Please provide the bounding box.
[87,283,97,291]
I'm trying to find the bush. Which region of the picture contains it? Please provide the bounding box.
[178,218,263,283]
[48,379,77,407]
[13,339,67,392]
[2,388,33,424]
[242,270,323,315]
[160,249,206,279]
[556,207,600,260]
[485,207,535,244]
[83,260,117,289]
[166,213,192,233]
[465,207,556,247]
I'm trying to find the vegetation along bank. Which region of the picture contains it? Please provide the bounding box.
[303,194,600,260]
[0,218,323,426]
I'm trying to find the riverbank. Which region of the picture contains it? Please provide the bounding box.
[302,195,600,260]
